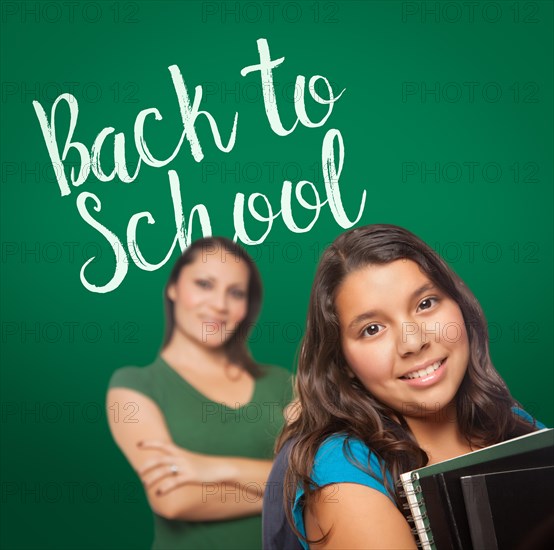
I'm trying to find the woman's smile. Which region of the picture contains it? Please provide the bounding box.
[167,255,249,348]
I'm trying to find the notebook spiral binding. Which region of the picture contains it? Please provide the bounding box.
[413,533,435,548]
[406,510,428,523]
[411,525,433,536]
[396,477,422,496]
[398,473,433,549]
[402,499,423,510]
[411,526,435,548]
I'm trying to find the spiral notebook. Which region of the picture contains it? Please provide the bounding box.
[399,429,554,549]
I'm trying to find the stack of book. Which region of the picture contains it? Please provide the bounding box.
[399,429,554,549]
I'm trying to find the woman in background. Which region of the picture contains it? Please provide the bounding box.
[275,224,544,549]
[108,236,293,550]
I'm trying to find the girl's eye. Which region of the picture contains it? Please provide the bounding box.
[417,297,438,312]
[362,324,383,337]
[196,279,212,289]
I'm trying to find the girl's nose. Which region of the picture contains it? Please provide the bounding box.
[397,321,430,356]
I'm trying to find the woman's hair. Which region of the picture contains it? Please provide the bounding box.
[161,236,264,378]
[279,224,536,542]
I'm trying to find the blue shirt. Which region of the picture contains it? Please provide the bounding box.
[292,408,546,549]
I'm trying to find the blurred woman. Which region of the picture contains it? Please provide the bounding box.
[108,237,293,549]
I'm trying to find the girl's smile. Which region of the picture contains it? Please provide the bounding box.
[399,357,447,386]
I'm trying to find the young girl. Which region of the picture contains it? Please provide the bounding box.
[108,237,293,550]
[277,224,544,549]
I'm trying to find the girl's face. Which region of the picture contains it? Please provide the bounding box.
[167,249,249,349]
[335,259,470,419]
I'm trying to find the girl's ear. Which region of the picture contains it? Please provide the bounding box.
[342,358,357,379]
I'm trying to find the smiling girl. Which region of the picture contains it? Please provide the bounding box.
[276,224,544,549]
[107,237,293,550]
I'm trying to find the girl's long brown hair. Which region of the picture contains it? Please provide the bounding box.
[162,236,264,378]
[278,224,538,544]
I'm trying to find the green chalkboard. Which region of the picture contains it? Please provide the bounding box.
[1,1,552,548]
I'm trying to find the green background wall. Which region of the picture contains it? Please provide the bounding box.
[1,1,552,548]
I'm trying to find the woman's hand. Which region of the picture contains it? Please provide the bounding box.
[284,398,301,424]
[108,389,268,520]
[137,440,223,495]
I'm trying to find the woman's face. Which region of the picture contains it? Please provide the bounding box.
[335,259,470,419]
[167,249,250,348]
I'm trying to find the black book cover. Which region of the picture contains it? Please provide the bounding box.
[419,445,554,549]
[461,465,554,550]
